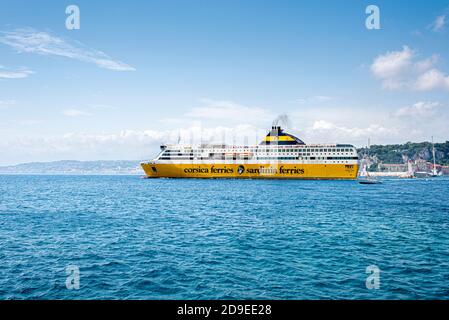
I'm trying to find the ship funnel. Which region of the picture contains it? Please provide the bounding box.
[260,126,305,145]
[270,126,282,134]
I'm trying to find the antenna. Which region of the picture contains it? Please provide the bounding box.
[366,138,371,173]
[366,138,371,159]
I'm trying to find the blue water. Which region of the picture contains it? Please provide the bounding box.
[0,175,449,300]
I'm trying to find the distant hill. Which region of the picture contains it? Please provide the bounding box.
[0,160,143,175]
[357,141,449,166]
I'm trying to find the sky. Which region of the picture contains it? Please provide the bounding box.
[0,0,449,165]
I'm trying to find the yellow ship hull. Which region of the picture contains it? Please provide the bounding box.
[141,163,359,180]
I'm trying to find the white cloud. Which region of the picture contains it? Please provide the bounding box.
[0,66,34,79]
[60,125,266,147]
[2,97,449,164]
[309,120,398,140]
[158,117,187,125]
[62,109,92,117]
[185,99,274,123]
[0,125,269,164]
[87,104,117,110]
[296,96,333,104]
[432,15,446,32]
[2,111,449,165]
[371,46,414,80]
[0,99,16,109]
[159,99,274,127]
[17,119,42,126]
[411,30,423,37]
[0,28,135,71]
[414,69,449,91]
[370,46,449,91]
[394,101,441,118]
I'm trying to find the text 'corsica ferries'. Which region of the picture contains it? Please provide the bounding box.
[141,126,359,179]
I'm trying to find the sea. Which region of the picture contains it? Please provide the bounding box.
[0,175,448,300]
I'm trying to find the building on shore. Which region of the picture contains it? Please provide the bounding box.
[359,160,413,178]
[361,159,448,177]
[378,163,408,172]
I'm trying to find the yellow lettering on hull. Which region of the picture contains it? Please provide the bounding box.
[141,163,358,180]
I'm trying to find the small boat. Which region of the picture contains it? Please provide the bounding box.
[414,171,430,178]
[429,136,439,177]
[359,178,382,184]
[414,137,440,178]
[358,138,382,184]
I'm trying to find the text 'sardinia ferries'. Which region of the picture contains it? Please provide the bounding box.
[141,126,359,179]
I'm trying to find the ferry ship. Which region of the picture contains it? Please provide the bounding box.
[141,126,359,179]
